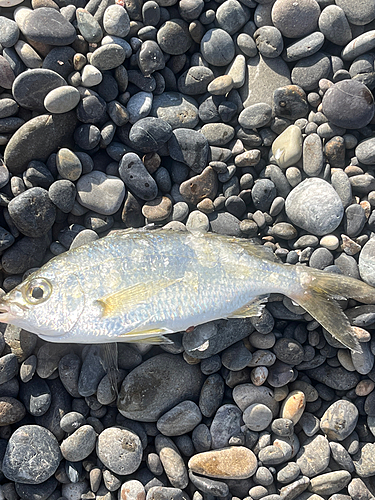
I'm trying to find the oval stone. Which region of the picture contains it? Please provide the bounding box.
[13,69,66,111]
[128,117,173,153]
[272,125,303,169]
[188,446,257,479]
[117,353,204,421]
[150,92,199,129]
[21,7,76,45]
[44,86,81,114]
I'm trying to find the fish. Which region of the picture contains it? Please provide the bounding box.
[0,228,374,353]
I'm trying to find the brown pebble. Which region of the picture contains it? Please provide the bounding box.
[280,390,306,424]
[355,379,375,397]
[341,234,361,256]
[188,446,257,479]
[207,75,234,96]
[360,200,371,218]
[197,198,215,214]
[234,149,261,167]
[142,196,172,222]
[345,165,364,177]
[179,166,218,205]
[0,397,26,425]
[324,136,345,168]
[352,326,371,343]
[143,152,161,174]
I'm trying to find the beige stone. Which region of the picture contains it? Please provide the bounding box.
[280,390,306,424]
[188,446,257,479]
[272,125,303,169]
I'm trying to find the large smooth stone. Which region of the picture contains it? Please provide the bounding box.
[21,8,76,46]
[4,112,77,174]
[117,353,205,422]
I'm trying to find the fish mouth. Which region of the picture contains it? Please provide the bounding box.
[0,295,28,324]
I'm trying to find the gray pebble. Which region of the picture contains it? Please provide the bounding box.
[254,26,283,58]
[291,52,331,91]
[201,28,235,66]
[119,152,158,200]
[156,401,202,436]
[216,0,248,35]
[296,434,330,477]
[76,171,125,215]
[97,426,143,475]
[2,425,61,484]
[285,178,344,236]
[155,434,188,489]
[331,170,352,209]
[76,8,103,43]
[198,373,224,418]
[19,376,51,417]
[210,404,242,449]
[318,5,352,46]
[61,425,97,461]
[271,0,320,38]
[103,5,130,37]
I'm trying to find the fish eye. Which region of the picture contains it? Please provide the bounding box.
[24,278,52,304]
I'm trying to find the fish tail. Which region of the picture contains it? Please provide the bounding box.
[288,267,375,352]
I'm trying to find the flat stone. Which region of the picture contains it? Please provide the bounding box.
[157,19,192,55]
[118,353,204,421]
[76,8,102,43]
[0,55,15,89]
[318,5,352,46]
[188,446,257,479]
[155,435,188,489]
[103,4,130,38]
[283,32,325,62]
[306,363,360,390]
[150,92,199,129]
[342,31,375,61]
[178,66,214,95]
[21,7,76,45]
[179,166,218,205]
[4,112,76,174]
[76,171,125,216]
[309,471,351,495]
[44,86,80,114]
[157,401,202,436]
[13,68,66,111]
[320,399,359,441]
[296,434,330,477]
[232,383,279,417]
[128,117,173,153]
[169,128,208,173]
[240,54,291,108]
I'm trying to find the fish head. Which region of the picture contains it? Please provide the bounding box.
[0,267,85,341]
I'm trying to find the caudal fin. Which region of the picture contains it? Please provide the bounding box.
[289,267,375,352]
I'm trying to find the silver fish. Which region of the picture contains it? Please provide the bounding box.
[0,229,374,351]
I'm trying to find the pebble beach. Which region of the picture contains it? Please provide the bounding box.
[2,0,375,499]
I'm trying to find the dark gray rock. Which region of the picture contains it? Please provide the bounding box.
[137,40,165,76]
[322,80,374,129]
[178,66,214,95]
[8,187,56,237]
[306,363,360,390]
[77,95,107,124]
[21,8,76,46]
[318,5,352,46]
[151,92,198,129]
[78,345,107,397]
[128,117,172,153]
[49,180,76,214]
[156,401,202,436]
[19,376,51,417]
[283,32,325,62]
[12,69,66,112]
[157,19,192,55]
[119,152,158,200]
[291,52,331,91]
[15,476,57,500]
[201,28,235,66]
[168,128,208,173]
[4,112,77,174]
[118,353,204,421]
[2,425,61,484]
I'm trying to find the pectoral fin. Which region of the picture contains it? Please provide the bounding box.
[228,295,269,318]
[117,328,174,344]
[97,278,181,317]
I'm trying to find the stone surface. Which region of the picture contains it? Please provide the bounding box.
[188,446,257,479]
[118,354,204,421]
[285,178,344,236]
[97,426,142,475]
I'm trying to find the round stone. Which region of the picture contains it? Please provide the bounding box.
[151,92,198,129]
[251,179,276,212]
[103,4,130,37]
[322,80,374,129]
[77,95,107,124]
[356,137,375,165]
[117,353,204,421]
[156,401,202,436]
[285,178,344,236]
[44,86,80,114]
[2,425,61,484]
[238,102,272,129]
[8,187,56,237]
[200,28,235,67]
[76,171,125,216]
[271,0,320,38]
[81,65,102,87]
[127,91,153,124]
[56,148,82,181]
[74,124,101,150]
[215,0,248,35]
[178,66,214,95]
[97,426,143,475]
[157,19,192,55]
[243,403,273,431]
[90,44,125,71]
[254,26,284,58]
[280,390,306,424]
[142,196,172,222]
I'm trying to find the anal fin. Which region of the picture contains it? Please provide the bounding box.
[228,295,269,318]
